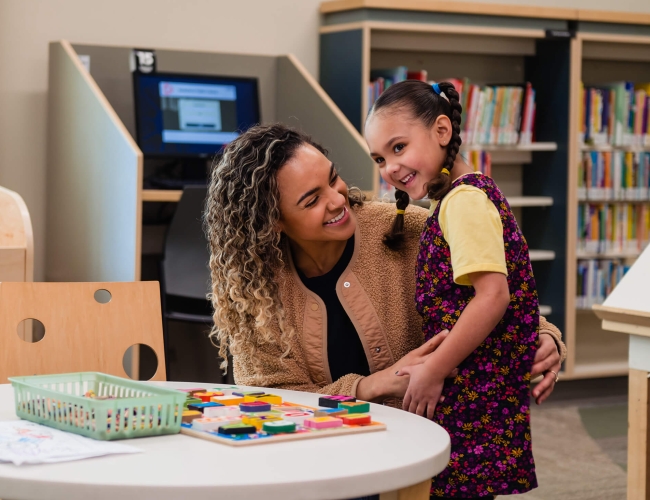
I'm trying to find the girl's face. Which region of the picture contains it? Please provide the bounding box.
[365,109,451,200]
[276,143,356,245]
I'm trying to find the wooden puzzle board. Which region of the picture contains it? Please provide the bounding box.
[180,420,386,447]
[179,400,387,447]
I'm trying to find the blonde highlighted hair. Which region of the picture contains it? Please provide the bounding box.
[204,123,362,371]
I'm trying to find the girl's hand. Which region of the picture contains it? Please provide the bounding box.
[392,330,450,372]
[397,363,444,419]
[531,333,561,405]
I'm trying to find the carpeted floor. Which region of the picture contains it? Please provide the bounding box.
[519,377,628,500]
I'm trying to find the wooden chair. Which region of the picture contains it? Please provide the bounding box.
[0,185,33,283]
[0,282,166,383]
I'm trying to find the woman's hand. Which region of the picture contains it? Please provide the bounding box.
[397,362,444,419]
[531,333,561,405]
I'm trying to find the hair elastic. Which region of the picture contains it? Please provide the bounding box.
[432,83,450,103]
[441,168,450,176]
[396,209,405,215]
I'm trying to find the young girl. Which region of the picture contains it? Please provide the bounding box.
[364,80,538,499]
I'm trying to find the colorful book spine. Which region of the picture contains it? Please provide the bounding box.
[576,259,631,308]
[465,150,492,177]
[580,82,650,147]
[577,202,650,256]
[368,72,535,145]
[578,151,650,201]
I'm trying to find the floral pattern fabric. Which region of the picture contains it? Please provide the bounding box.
[415,173,539,498]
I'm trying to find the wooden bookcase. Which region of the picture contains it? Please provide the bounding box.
[567,29,650,379]
[319,0,650,379]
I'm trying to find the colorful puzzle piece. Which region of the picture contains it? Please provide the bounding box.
[240,401,272,413]
[187,402,220,413]
[233,390,265,397]
[218,423,257,435]
[280,411,311,425]
[192,416,240,431]
[341,414,372,426]
[243,394,283,405]
[204,405,241,418]
[194,391,221,402]
[211,395,244,406]
[319,395,356,408]
[263,420,297,434]
[314,408,348,417]
[182,410,202,423]
[338,401,370,414]
[242,413,282,430]
[304,417,343,429]
[184,397,202,408]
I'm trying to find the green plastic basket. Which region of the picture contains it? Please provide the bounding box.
[8,372,186,441]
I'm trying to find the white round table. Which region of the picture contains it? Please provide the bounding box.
[0,382,450,500]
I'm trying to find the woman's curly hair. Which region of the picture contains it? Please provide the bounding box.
[204,123,362,371]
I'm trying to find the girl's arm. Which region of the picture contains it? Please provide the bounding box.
[357,331,452,401]
[398,271,509,418]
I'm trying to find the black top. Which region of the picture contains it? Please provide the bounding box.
[297,236,371,381]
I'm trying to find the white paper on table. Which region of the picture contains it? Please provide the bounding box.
[0,421,141,466]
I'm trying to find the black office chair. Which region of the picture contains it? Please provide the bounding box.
[160,186,213,378]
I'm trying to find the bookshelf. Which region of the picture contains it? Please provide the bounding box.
[567,28,650,379]
[319,0,650,380]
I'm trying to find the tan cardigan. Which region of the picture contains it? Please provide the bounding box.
[232,201,567,397]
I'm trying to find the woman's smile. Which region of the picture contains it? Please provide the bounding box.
[324,206,349,226]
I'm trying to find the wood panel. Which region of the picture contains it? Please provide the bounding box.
[628,369,650,500]
[563,36,582,376]
[0,282,166,383]
[371,30,537,56]
[0,248,26,282]
[46,41,143,282]
[320,0,578,21]
[0,186,33,282]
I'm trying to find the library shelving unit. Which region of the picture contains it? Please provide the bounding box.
[569,26,650,379]
[46,40,373,284]
[318,0,650,380]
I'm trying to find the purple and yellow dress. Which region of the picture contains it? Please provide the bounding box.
[415,173,539,498]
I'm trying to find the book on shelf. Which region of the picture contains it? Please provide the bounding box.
[578,151,650,201]
[465,150,492,177]
[576,258,630,309]
[577,202,650,255]
[367,69,536,146]
[580,81,650,148]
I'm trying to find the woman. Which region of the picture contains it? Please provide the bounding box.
[205,124,565,405]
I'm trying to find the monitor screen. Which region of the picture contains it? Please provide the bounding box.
[133,72,260,157]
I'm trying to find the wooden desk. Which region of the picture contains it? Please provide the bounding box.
[593,245,650,500]
[0,382,450,500]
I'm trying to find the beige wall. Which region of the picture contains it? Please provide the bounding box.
[0,0,649,280]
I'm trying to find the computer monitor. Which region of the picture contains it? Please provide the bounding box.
[133,72,260,157]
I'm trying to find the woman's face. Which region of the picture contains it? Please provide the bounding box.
[276,143,356,245]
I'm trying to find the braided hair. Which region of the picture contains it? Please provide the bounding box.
[368,80,463,250]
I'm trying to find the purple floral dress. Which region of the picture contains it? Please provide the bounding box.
[416,173,538,498]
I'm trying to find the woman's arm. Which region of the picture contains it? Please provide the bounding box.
[232,337,365,397]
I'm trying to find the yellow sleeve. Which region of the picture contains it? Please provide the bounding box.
[439,185,507,286]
